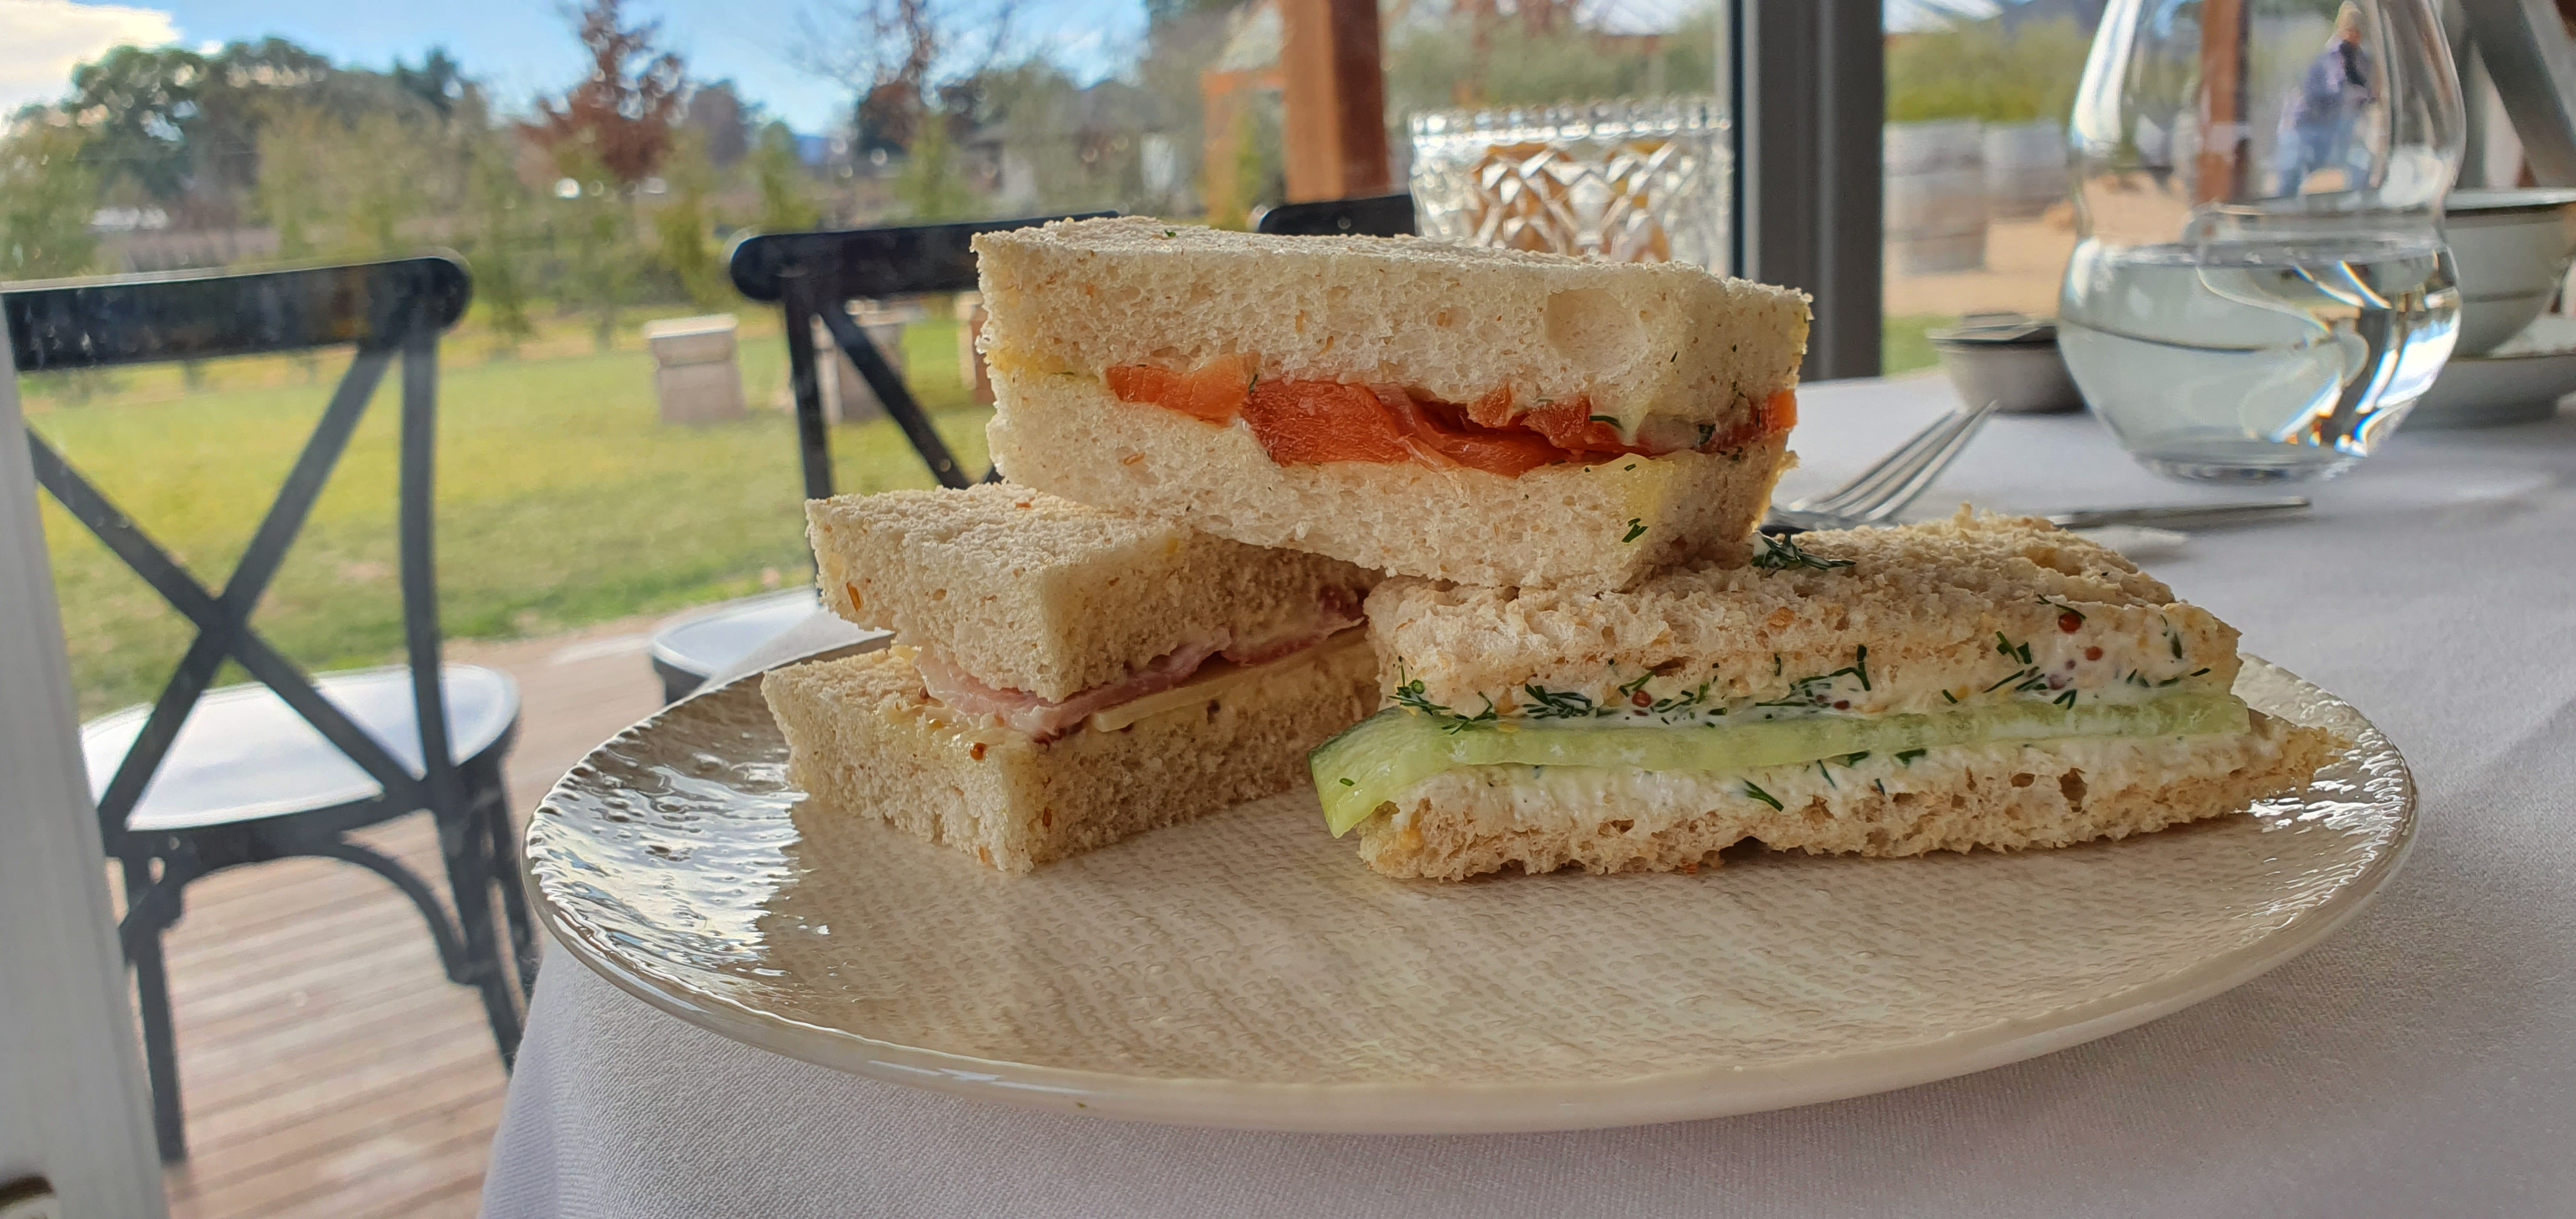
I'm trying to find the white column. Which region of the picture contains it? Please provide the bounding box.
[0,355,167,1214]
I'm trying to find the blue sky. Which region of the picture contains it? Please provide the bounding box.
[0,0,1147,130]
[4,0,1952,131]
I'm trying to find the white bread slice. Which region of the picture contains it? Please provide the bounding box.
[763,641,1379,873]
[1358,711,2341,880]
[1367,509,2239,718]
[808,484,1375,703]
[972,217,1811,434]
[986,367,1795,590]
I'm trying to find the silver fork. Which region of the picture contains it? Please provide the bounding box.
[1763,399,2000,533]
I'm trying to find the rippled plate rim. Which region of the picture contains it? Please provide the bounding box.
[525,649,2416,1135]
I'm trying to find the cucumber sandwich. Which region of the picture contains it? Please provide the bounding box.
[1315,510,2342,880]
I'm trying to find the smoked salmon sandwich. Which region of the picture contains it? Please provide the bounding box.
[762,484,1381,872]
[970,217,1811,592]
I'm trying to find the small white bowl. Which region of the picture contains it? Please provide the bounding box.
[1929,316,2084,413]
[2446,188,2576,356]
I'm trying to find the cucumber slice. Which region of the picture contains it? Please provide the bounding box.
[1311,693,2248,836]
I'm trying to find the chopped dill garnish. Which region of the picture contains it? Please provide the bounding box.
[1895,748,1926,765]
[1393,678,1497,732]
[1840,751,1869,765]
[1590,414,1620,425]
[1941,689,1958,704]
[2053,689,2079,709]
[1994,632,2033,664]
[1338,777,1355,786]
[1742,781,1784,811]
[2039,596,2086,624]
[1521,685,1603,719]
[1617,671,1655,698]
[1751,533,1855,571]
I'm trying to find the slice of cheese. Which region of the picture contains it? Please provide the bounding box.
[1088,631,1372,734]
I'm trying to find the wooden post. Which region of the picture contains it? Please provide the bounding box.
[2196,0,2251,203]
[1280,0,1392,201]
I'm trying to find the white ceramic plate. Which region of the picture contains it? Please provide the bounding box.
[526,647,2412,1134]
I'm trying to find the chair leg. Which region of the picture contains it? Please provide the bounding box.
[119,856,188,1163]
[434,802,524,1068]
[480,760,541,1000]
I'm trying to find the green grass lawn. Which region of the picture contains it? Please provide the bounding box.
[1882,314,1956,376]
[27,307,990,718]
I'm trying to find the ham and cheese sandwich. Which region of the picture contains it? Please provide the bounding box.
[970,217,1810,592]
[762,484,1379,872]
[1312,510,2343,880]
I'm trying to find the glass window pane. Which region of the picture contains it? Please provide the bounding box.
[1883,3,2105,372]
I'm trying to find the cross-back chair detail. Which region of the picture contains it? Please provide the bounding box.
[725,214,1114,498]
[5,256,533,1162]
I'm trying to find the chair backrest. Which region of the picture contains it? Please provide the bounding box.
[724,215,1113,498]
[1255,194,1418,238]
[6,257,475,848]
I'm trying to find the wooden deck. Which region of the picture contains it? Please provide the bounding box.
[150,618,667,1219]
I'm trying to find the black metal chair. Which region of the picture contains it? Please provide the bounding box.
[1255,193,1418,237]
[639,216,1119,702]
[5,257,537,1162]
[723,213,1115,499]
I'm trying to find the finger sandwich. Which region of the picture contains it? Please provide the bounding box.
[970,217,1810,592]
[762,484,1381,872]
[1314,510,2342,880]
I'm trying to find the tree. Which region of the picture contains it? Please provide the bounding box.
[463,129,537,351]
[523,0,687,190]
[653,134,730,309]
[0,121,100,279]
[1384,3,1722,116]
[526,0,688,349]
[750,122,822,231]
[893,113,978,220]
[684,80,752,168]
[795,0,1016,181]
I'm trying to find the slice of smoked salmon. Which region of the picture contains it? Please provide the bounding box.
[1105,354,1255,424]
[1519,397,1629,454]
[1240,379,1413,465]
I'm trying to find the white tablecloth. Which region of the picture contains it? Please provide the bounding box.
[483,378,2576,1218]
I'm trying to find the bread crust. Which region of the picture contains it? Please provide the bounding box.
[1356,712,2341,880]
[1367,509,2239,716]
[972,217,1810,434]
[987,367,1793,591]
[809,484,1374,702]
[763,643,1381,872]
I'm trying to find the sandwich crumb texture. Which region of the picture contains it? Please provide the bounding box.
[1370,509,2238,713]
[809,484,1376,702]
[1359,712,2341,880]
[987,368,1793,590]
[763,643,1381,873]
[973,217,1811,429]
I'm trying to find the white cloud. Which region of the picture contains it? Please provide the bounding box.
[0,0,180,116]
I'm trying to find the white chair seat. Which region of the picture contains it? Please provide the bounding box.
[82,665,520,833]
[648,589,825,686]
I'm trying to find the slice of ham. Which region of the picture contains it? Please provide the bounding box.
[911,585,1370,743]
[914,638,1226,742]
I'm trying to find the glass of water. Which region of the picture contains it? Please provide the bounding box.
[2060,0,2465,482]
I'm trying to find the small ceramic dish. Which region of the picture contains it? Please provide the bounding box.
[1929,314,2085,414]
[2444,188,2576,356]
